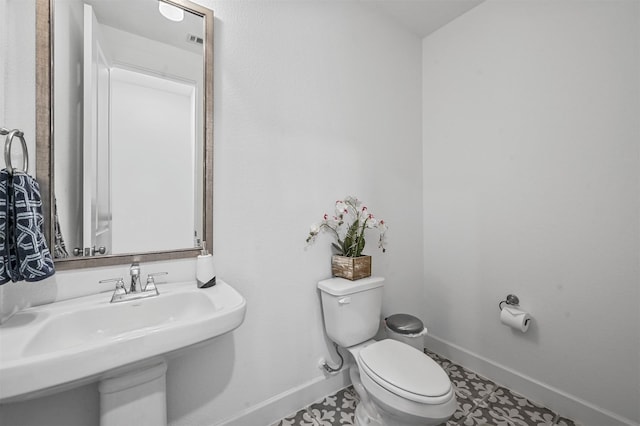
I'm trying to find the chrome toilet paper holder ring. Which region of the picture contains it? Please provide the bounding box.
[498,294,520,311]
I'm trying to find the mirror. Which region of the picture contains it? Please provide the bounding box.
[36,0,213,270]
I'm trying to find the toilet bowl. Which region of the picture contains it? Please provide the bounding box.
[318,277,457,426]
[347,339,457,426]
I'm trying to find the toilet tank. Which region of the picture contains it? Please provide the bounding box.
[318,277,384,348]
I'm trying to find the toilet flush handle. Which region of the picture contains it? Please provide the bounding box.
[338,297,351,305]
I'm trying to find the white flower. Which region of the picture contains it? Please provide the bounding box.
[366,218,377,228]
[306,196,388,256]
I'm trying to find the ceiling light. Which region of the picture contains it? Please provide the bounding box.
[159,1,184,22]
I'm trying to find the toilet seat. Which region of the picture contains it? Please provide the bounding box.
[357,339,453,405]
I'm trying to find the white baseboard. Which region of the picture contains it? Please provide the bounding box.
[216,369,350,426]
[424,335,638,426]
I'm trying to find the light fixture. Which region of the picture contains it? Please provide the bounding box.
[158,1,184,22]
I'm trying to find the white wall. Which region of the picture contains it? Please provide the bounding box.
[1,0,35,170]
[169,1,423,424]
[422,1,640,424]
[0,1,423,425]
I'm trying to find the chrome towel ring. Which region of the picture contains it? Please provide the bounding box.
[0,127,29,175]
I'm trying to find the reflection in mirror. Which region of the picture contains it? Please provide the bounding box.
[36,0,213,269]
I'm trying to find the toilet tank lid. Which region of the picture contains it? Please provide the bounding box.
[318,276,384,296]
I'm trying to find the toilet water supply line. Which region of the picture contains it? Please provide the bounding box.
[321,342,344,373]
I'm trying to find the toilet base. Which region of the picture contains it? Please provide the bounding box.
[362,365,457,426]
[347,341,456,426]
[353,400,443,426]
[350,359,383,426]
[354,403,382,426]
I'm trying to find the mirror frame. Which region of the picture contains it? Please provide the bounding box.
[35,0,213,270]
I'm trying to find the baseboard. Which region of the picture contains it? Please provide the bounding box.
[216,369,350,426]
[425,335,638,426]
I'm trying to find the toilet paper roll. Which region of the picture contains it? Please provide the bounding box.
[500,306,532,332]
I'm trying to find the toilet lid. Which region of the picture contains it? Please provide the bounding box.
[358,339,452,404]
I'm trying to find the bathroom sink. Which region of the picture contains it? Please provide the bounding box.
[0,280,246,402]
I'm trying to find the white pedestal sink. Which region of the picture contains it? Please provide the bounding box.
[99,360,168,426]
[0,280,246,424]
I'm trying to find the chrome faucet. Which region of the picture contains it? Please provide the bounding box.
[130,263,141,293]
[99,263,168,303]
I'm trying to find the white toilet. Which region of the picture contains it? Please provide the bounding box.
[318,277,457,426]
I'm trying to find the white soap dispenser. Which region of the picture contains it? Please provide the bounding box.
[196,243,216,288]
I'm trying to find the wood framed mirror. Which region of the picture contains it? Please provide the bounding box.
[36,0,213,270]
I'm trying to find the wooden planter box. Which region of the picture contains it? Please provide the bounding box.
[331,255,371,280]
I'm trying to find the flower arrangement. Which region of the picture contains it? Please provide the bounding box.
[306,196,387,257]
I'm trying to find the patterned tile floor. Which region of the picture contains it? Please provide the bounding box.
[271,349,578,426]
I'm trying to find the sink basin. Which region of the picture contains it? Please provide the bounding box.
[0,280,246,402]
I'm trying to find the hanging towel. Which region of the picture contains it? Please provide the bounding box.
[12,171,55,281]
[0,170,55,284]
[0,169,21,283]
[0,170,13,284]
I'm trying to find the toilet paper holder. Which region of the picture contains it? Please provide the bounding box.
[498,294,520,311]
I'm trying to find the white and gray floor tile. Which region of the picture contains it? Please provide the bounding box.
[271,350,579,426]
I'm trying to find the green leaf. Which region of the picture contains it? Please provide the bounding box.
[343,220,361,256]
[355,238,365,257]
[331,243,344,255]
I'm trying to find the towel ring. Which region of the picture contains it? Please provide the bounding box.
[1,127,29,175]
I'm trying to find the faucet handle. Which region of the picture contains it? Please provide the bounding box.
[99,277,125,287]
[148,272,168,278]
[143,272,167,295]
[146,272,168,285]
[100,278,128,302]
